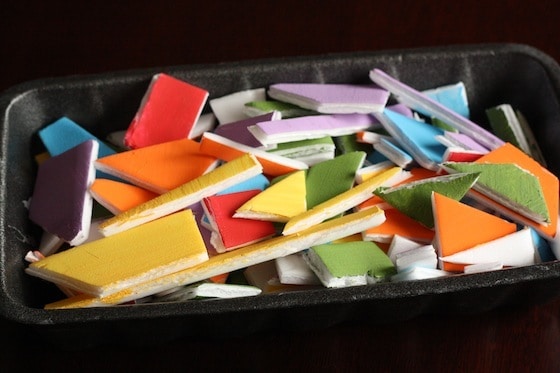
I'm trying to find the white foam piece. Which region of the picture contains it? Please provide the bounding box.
[391,267,453,282]
[395,245,438,272]
[155,282,262,302]
[387,235,424,264]
[463,262,504,274]
[275,252,321,285]
[439,228,536,267]
[190,112,217,138]
[210,88,266,125]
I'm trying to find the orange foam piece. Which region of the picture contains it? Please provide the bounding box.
[471,142,558,237]
[209,273,229,284]
[96,138,218,194]
[90,179,158,215]
[363,207,435,243]
[432,192,517,271]
[199,132,307,177]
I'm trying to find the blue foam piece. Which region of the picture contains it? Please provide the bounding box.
[374,138,415,169]
[39,117,116,158]
[366,150,389,165]
[217,173,270,195]
[39,117,118,180]
[531,228,557,262]
[382,109,447,170]
[421,82,470,118]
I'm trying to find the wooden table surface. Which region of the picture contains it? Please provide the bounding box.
[1,1,559,371]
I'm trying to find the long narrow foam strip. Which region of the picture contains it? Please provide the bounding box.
[283,166,402,235]
[199,132,308,177]
[98,153,263,236]
[369,69,504,150]
[45,207,386,308]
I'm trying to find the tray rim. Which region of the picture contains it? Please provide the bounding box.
[1,42,560,328]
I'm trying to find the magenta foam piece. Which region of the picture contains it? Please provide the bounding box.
[28,140,98,245]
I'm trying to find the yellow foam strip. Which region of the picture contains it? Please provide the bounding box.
[98,153,263,236]
[45,207,385,309]
[27,210,209,298]
[282,167,402,235]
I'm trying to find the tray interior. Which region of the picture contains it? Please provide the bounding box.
[1,44,560,334]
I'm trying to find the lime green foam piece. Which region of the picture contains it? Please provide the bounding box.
[244,100,316,118]
[333,134,373,155]
[310,241,396,279]
[374,172,480,228]
[486,105,522,147]
[431,117,457,132]
[305,151,366,208]
[267,136,335,158]
[443,162,550,223]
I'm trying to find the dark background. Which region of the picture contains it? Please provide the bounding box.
[1,1,560,371]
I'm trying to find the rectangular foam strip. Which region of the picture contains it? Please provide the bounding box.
[98,153,263,236]
[369,69,504,150]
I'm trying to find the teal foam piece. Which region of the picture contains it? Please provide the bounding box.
[39,117,118,180]
[39,117,116,158]
[382,109,447,170]
[217,174,270,195]
[531,228,557,262]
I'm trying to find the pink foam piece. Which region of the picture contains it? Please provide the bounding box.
[124,73,208,149]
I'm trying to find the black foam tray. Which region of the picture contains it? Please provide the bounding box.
[1,43,560,349]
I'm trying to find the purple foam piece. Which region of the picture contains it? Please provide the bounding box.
[268,83,389,114]
[29,140,99,245]
[248,113,377,145]
[369,69,504,150]
[444,131,489,153]
[387,103,414,118]
[213,111,279,148]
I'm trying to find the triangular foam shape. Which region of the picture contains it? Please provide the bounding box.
[432,192,517,271]
[90,178,158,215]
[374,172,480,228]
[234,170,306,222]
[443,162,549,223]
[464,142,558,238]
[305,151,365,208]
[203,190,277,252]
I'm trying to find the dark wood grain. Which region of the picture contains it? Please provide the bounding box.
[1,1,560,371]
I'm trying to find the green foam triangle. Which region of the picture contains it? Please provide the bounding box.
[374,172,480,228]
[305,151,365,209]
[443,162,550,223]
